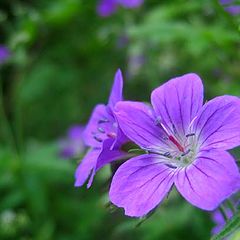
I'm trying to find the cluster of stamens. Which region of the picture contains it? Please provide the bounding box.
[92,118,117,143]
[153,117,198,167]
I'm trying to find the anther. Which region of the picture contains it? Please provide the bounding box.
[98,127,105,133]
[186,133,195,138]
[94,135,103,142]
[181,149,190,157]
[163,152,172,158]
[98,118,109,124]
[165,163,177,169]
[172,124,177,134]
[154,116,161,126]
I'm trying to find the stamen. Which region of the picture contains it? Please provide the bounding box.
[169,135,185,152]
[98,118,109,124]
[98,127,105,133]
[107,132,117,138]
[172,124,177,134]
[155,117,170,134]
[165,163,177,169]
[154,116,162,126]
[186,133,195,138]
[155,117,179,143]
[188,115,198,129]
[181,149,190,157]
[163,152,172,158]
[94,135,103,142]
[160,122,171,136]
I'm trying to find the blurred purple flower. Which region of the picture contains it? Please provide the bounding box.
[119,0,144,8]
[219,0,233,4]
[212,208,233,236]
[110,74,240,217]
[219,0,240,15]
[224,5,240,15]
[212,194,239,237]
[97,0,118,17]
[0,45,10,64]
[97,0,144,17]
[59,125,85,159]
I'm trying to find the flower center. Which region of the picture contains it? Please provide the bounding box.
[168,134,197,167]
[155,119,198,167]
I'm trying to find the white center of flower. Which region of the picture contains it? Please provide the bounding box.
[153,119,199,168]
[164,134,197,168]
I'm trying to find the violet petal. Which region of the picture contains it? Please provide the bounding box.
[96,138,126,170]
[175,150,240,210]
[192,96,240,151]
[114,101,169,150]
[151,73,203,137]
[74,149,100,187]
[108,69,123,110]
[109,154,175,217]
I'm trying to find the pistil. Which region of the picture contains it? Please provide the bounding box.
[168,135,185,152]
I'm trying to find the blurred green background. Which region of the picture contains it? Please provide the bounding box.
[0,0,239,239]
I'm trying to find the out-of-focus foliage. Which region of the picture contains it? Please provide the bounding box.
[0,0,239,239]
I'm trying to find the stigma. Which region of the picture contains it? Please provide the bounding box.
[168,135,185,152]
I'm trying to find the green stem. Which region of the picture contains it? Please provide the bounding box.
[226,199,236,214]
[219,205,228,222]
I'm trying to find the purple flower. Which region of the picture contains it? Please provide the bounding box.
[0,45,10,64]
[97,0,144,17]
[219,0,233,4]
[97,0,118,17]
[74,70,128,188]
[212,208,233,236]
[59,125,85,159]
[219,0,240,15]
[224,5,240,15]
[110,73,240,217]
[119,0,144,8]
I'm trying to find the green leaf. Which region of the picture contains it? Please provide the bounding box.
[211,211,240,240]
